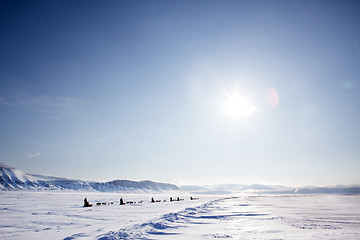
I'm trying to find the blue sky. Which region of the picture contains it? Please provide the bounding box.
[1,0,360,186]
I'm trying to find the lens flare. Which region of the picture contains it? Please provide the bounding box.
[265,87,279,107]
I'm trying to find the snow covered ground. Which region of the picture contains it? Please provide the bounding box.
[1,191,360,239]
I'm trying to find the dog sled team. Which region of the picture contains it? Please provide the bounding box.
[83,196,198,207]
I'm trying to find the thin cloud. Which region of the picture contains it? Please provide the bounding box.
[0,96,12,106]
[26,152,41,158]
[0,162,15,169]
[16,95,87,110]
[1,93,88,119]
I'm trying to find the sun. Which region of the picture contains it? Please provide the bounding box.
[220,90,258,120]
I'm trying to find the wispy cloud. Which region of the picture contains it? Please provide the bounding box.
[0,162,15,169]
[0,96,12,106]
[26,152,41,158]
[1,93,88,119]
[16,95,87,110]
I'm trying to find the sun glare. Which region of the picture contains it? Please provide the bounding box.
[220,90,258,120]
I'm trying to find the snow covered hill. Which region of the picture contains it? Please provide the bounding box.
[0,163,179,192]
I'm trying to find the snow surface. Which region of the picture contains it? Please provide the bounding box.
[1,191,360,239]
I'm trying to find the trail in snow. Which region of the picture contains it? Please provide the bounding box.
[98,195,360,240]
[1,191,360,240]
[0,191,216,240]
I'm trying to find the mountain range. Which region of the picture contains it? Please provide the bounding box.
[180,183,360,195]
[1,163,359,195]
[0,163,179,192]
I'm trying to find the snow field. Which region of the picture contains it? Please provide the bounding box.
[0,191,215,240]
[99,195,360,240]
[1,192,360,239]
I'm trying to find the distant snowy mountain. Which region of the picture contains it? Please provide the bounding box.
[88,180,178,192]
[180,183,360,195]
[180,183,283,195]
[2,163,358,194]
[0,164,179,192]
[292,186,360,195]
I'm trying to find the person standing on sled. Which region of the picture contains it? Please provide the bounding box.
[83,198,93,207]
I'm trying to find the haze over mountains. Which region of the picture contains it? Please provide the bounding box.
[181,183,360,195]
[1,163,359,194]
